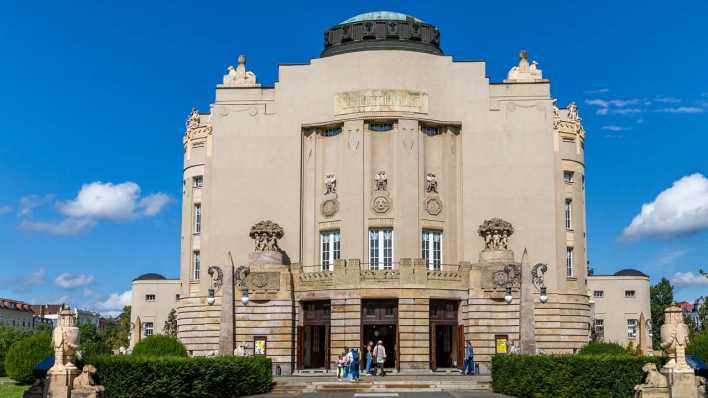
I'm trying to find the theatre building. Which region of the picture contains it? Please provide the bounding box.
[175,11,591,374]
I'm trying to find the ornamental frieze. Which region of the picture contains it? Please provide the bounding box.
[244,272,280,291]
[334,89,429,115]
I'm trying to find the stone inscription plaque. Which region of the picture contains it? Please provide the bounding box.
[334,89,429,115]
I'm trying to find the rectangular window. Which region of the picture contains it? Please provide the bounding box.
[421,230,443,270]
[594,319,605,340]
[145,294,156,302]
[625,290,636,298]
[320,230,341,271]
[369,228,393,270]
[564,170,574,183]
[566,247,574,277]
[144,322,154,337]
[192,250,201,280]
[565,199,573,230]
[193,204,202,234]
[175,294,180,301]
[193,175,204,188]
[627,319,638,338]
[593,290,604,298]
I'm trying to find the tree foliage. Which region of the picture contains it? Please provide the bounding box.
[578,342,628,355]
[687,331,708,362]
[132,335,187,357]
[650,277,674,350]
[103,306,131,350]
[4,332,52,384]
[163,309,177,337]
[0,327,34,377]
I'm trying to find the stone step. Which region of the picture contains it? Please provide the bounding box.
[272,379,492,394]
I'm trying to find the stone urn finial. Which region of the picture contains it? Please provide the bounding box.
[249,220,284,252]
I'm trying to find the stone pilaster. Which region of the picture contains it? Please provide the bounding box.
[519,254,536,355]
[399,296,430,370]
[218,264,234,356]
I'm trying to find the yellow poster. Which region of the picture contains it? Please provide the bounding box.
[255,338,266,355]
[495,336,508,353]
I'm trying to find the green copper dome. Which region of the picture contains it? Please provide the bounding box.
[340,11,424,25]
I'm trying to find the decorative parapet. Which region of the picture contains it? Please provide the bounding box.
[427,266,463,281]
[183,107,213,147]
[360,269,400,280]
[299,271,334,284]
[553,100,585,141]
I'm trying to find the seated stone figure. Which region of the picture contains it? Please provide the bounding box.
[634,363,669,398]
[71,364,105,398]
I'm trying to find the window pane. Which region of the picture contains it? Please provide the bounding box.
[370,122,393,132]
[565,199,573,230]
[369,229,379,270]
[193,251,201,280]
[383,229,393,269]
[194,204,202,233]
[566,247,574,277]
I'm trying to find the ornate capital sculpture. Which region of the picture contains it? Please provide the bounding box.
[661,303,691,372]
[222,55,260,87]
[505,49,543,82]
[183,107,213,145]
[249,220,284,252]
[478,218,514,251]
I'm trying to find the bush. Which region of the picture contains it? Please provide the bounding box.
[578,341,629,355]
[4,333,52,384]
[89,355,272,398]
[492,354,665,398]
[0,327,34,377]
[688,331,708,362]
[132,335,187,357]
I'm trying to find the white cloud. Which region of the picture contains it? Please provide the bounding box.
[585,88,609,94]
[612,108,642,115]
[18,194,55,217]
[55,295,72,305]
[59,182,141,221]
[601,125,631,132]
[21,181,170,235]
[138,193,171,216]
[2,268,48,292]
[655,107,704,114]
[670,272,708,288]
[657,249,688,265]
[596,108,609,115]
[0,205,11,215]
[55,273,95,289]
[20,218,96,235]
[95,290,132,316]
[654,97,682,104]
[623,173,708,240]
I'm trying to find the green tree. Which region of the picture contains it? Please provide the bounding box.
[684,314,698,338]
[0,327,34,377]
[79,324,111,358]
[163,309,177,337]
[104,306,131,350]
[650,277,674,350]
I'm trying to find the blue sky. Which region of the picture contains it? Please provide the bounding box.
[1,1,706,314]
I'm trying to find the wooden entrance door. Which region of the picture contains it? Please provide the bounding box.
[361,299,399,369]
[300,300,331,370]
[430,300,460,370]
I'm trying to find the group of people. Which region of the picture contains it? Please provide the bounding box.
[336,340,478,379]
[337,340,388,381]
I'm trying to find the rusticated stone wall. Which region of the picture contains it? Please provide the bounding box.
[176,295,220,356]
[398,297,430,370]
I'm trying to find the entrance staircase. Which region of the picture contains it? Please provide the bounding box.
[271,374,492,395]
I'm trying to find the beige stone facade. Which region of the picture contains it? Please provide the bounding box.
[130,274,181,347]
[587,269,651,349]
[175,12,591,374]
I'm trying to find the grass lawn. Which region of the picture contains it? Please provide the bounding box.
[0,383,28,398]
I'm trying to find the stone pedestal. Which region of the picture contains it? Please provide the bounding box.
[670,370,699,398]
[71,389,105,398]
[634,386,669,398]
[248,250,283,265]
[46,368,79,398]
[479,249,513,263]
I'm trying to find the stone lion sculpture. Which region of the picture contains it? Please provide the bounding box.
[72,364,105,396]
[642,363,668,388]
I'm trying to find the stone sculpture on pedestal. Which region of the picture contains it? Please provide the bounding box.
[70,365,104,398]
[46,306,81,398]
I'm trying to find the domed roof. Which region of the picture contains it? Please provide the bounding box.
[613,269,648,277]
[322,11,442,58]
[133,273,167,281]
[340,11,423,25]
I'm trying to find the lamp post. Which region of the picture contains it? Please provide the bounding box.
[235,266,250,305]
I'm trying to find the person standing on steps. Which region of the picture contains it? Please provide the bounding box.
[373,340,387,376]
[463,341,475,375]
[349,347,360,382]
[364,341,374,376]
